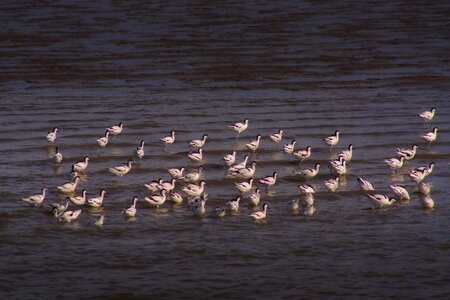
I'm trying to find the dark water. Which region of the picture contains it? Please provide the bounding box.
[1,1,449,299]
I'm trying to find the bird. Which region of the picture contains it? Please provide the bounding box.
[235,178,254,193]
[122,196,138,218]
[228,155,250,172]
[73,157,89,173]
[332,160,347,176]
[134,140,145,159]
[182,181,206,198]
[292,146,312,164]
[366,194,396,209]
[245,134,262,153]
[45,200,69,214]
[161,130,176,147]
[188,193,208,207]
[419,195,434,209]
[418,182,432,195]
[303,193,315,206]
[22,187,48,206]
[338,144,353,162]
[357,177,375,191]
[68,189,87,206]
[284,140,296,154]
[57,176,80,194]
[409,162,435,183]
[170,192,183,205]
[295,163,320,179]
[55,208,81,223]
[230,161,257,178]
[223,151,237,166]
[107,122,123,136]
[226,196,240,212]
[210,206,226,218]
[248,188,261,206]
[96,131,110,148]
[189,134,208,149]
[158,178,177,192]
[145,179,164,193]
[143,190,167,208]
[229,118,249,138]
[53,147,63,163]
[107,159,133,177]
[259,172,278,188]
[422,127,438,145]
[329,156,345,170]
[419,107,436,125]
[324,177,339,192]
[302,205,316,216]
[93,214,104,227]
[250,203,268,220]
[180,166,203,183]
[168,167,185,179]
[69,165,79,180]
[388,185,410,201]
[87,189,106,208]
[288,199,300,211]
[384,156,405,173]
[46,127,58,143]
[299,184,315,194]
[187,148,203,163]
[192,195,206,217]
[323,130,340,151]
[269,130,283,143]
[397,144,418,161]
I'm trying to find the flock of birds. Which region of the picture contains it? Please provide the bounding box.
[21,107,440,226]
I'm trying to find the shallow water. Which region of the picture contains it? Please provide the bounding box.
[1,1,449,299]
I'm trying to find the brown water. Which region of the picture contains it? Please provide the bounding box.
[1,1,449,299]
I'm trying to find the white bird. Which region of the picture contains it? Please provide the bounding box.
[419,107,436,124]
[259,172,278,188]
[303,193,314,206]
[96,131,110,148]
[284,140,296,154]
[53,147,63,163]
[145,179,164,193]
[230,161,257,178]
[235,178,254,193]
[187,148,203,163]
[69,165,79,180]
[189,134,208,149]
[210,206,226,218]
[357,177,375,191]
[223,150,237,166]
[168,167,185,179]
[46,127,58,143]
[73,157,89,173]
[419,195,434,209]
[302,205,316,216]
[188,193,208,207]
[288,199,300,211]
[226,196,240,212]
[397,144,418,161]
[384,156,405,173]
[228,155,249,172]
[192,196,206,217]
[122,196,138,218]
[366,194,396,209]
[422,127,438,145]
[161,130,176,146]
[93,214,104,227]
[389,185,410,201]
[170,192,183,204]
[248,188,261,206]
[45,200,69,214]
[323,130,340,151]
[269,130,283,143]
[324,177,339,192]
[182,181,206,197]
[55,208,82,223]
[143,190,167,208]
[180,166,203,183]
[107,159,133,177]
[158,178,177,192]
[329,156,345,169]
[412,162,435,175]
[57,176,80,194]
[134,140,145,159]
[107,122,123,136]
[22,187,48,207]
[229,118,249,137]
[338,144,353,162]
[292,146,312,164]
[87,189,106,208]
[332,160,347,176]
[295,163,320,179]
[250,203,268,220]
[69,189,87,206]
[299,184,315,194]
[245,134,262,153]
[409,162,435,183]
[418,182,432,195]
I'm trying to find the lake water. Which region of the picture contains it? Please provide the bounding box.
[1,1,449,299]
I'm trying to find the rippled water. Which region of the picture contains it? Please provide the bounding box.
[1,1,449,299]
